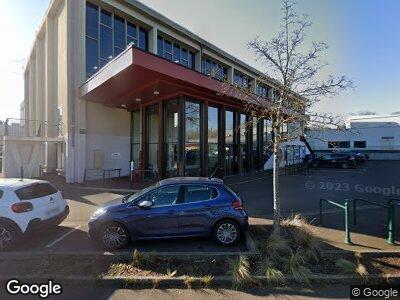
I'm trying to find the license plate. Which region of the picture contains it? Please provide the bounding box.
[45,207,59,217]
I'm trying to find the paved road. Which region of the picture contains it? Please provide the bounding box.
[10,161,400,252]
[0,284,351,300]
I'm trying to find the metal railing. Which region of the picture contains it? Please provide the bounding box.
[353,198,395,245]
[4,118,64,138]
[319,198,352,244]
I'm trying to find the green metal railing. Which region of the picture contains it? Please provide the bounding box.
[319,198,352,244]
[388,198,400,245]
[353,198,395,245]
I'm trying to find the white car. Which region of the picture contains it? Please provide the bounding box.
[0,178,69,250]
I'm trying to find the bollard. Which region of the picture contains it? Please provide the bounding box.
[387,205,395,245]
[344,201,352,244]
[319,199,323,225]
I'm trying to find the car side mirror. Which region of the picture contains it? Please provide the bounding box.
[138,200,153,209]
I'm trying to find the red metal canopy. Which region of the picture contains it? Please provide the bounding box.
[79,46,259,110]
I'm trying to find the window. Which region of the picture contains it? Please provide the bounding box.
[252,117,259,170]
[157,36,195,69]
[85,2,99,77]
[184,185,218,203]
[157,36,163,56]
[15,183,57,200]
[113,15,126,56]
[86,37,99,76]
[339,141,350,148]
[256,84,269,98]
[149,186,181,207]
[354,141,366,148]
[234,72,251,90]
[86,2,98,39]
[100,9,113,67]
[138,27,148,51]
[208,106,219,175]
[225,110,236,176]
[0,189,3,199]
[164,40,173,61]
[240,114,248,173]
[164,99,179,177]
[85,4,148,77]
[131,110,140,168]
[173,44,180,63]
[146,105,159,172]
[185,100,201,176]
[127,22,137,46]
[202,57,227,81]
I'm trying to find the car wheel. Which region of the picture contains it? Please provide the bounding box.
[100,222,129,251]
[213,220,240,246]
[0,223,17,251]
[341,163,349,169]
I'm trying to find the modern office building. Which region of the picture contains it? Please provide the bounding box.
[307,114,400,160]
[19,0,303,183]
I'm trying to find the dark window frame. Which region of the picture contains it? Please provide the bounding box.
[354,141,366,148]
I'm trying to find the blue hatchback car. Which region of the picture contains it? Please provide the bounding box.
[88,177,248,250]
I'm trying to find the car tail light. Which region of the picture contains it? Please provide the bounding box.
[11,202,33,213]
[232,199,243,210]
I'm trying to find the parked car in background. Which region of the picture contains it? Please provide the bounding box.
[0,179,69,251]
[88,177,249,250]
[339,151,368,163]
[310,153,357,169]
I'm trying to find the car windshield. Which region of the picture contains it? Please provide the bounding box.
[125,182,160,203]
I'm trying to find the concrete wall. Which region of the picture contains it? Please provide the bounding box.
[85,102,131,177]
[3,138,45,178]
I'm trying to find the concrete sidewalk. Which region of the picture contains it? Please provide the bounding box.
[250,217,400,252]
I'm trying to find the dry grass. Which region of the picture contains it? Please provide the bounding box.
[183,276,197,289]
[229,256,252,288]
[201,275,214,288]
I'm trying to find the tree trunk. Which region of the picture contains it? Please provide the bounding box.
[272,144,281,232]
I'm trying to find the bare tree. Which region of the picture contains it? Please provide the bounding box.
[217,0,353,231]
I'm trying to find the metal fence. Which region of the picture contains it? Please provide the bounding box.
[4,118,64,138]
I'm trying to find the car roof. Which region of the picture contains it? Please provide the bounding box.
[159,177,224,186]
[0,178,50,190]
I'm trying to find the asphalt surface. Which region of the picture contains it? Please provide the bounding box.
[9,160,400,253]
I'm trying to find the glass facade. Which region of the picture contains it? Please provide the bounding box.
[136,102,264,178]
[85,2,149,77]
[185,100,201,176]
[240,114,248,173]
[252,116,259,170]
[225,110,235,176]
[157,36,195,69]
[208,106,219,175]
[131,110,140,169]
[164,99,179,177]
[146,105,158,173]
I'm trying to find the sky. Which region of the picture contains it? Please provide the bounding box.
[0,0,399,121]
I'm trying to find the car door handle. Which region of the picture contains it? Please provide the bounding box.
[168,210,177,214]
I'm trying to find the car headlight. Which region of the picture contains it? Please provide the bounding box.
[91,207,107,219]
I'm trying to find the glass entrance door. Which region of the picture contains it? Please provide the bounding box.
[185,100,201,176]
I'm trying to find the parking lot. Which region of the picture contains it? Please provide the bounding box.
[8,160,400,253]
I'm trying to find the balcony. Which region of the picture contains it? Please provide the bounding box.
[2,118,65,142]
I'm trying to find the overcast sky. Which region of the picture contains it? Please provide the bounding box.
[0,0,399,121]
